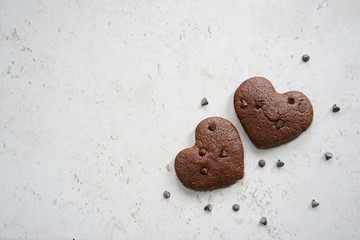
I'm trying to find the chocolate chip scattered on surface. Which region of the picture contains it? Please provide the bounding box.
[312,199,320,208]
[332,104,340,112]
[325,152,333,160]
[276,160,285,168]
[260,217,267,225]
[204,204,212,212]
[232,204,240,212]
[302,54,310,62]
[201,97,208,106]
[163,191,171,199]
[258,159,266,167]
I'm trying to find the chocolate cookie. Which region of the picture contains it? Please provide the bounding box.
[175,117,244,191]
[234,77,313,148]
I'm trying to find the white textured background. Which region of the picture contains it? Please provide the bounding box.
[1,0,360,239]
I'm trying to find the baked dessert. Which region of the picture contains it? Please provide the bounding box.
[175,117,244,191]
[233,77,313,148]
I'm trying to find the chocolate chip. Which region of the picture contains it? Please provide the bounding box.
[232,203,240,212]
[258,159,266,167]
[298,103,306,113]
[325,152,333,160]
[163,191,171,199]
[219,149,228,158]
[200,167,208,175]
[199,148,206,156]
[276,160,284,168]
[255,100,264,108]
[260,217,267,225]
[240,99,248,108]
[204,204,212,212]
[288,97,295,104]
[275,120,284,129]
[208,124,216,131]
[302,54,310,62]
[332,104,340,112]
[201,97,208,106]
[312,199,320,208]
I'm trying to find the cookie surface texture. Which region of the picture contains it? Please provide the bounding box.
[175,117,244,191]
[233,77,313,148]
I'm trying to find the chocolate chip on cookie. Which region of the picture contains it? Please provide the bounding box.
[200,167,208,175]
[240,99,248,108]
[219,149,228,158]
[175,117,244,191]
[234,77,313,148]
[208,124,216,131]
[199,148,206,156]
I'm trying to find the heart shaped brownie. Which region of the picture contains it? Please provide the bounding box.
[175,117,244,191]
[234,77,313,148]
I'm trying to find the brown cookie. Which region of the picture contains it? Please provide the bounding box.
[234,77,313,148]
[175,117,244,191]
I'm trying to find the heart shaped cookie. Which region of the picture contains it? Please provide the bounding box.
[234,77,313,148]
[175,117,244,191]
